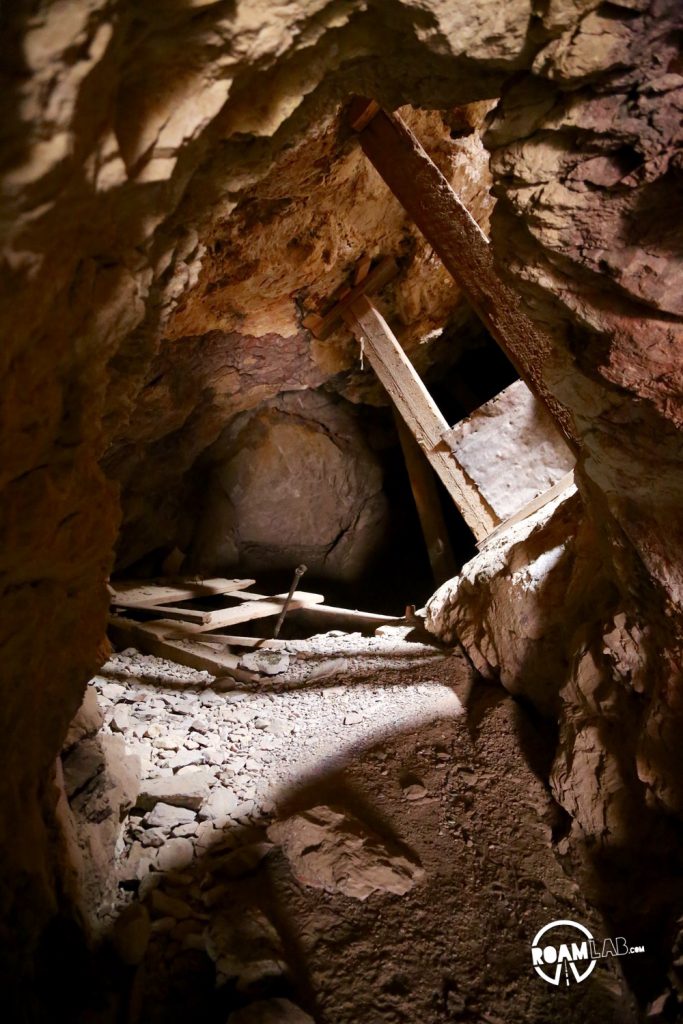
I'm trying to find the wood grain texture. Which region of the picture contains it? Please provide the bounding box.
[344,295,497,540]
[352,107,579,455]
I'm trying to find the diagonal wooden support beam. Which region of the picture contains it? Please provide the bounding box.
[393,408,457,584]
[348,99,580,456]
[343,295,497,541]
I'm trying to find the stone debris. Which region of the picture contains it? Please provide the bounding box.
[110,705,131,733]
[240,650,290,676]
[137,769,213,811]
[56,629,641,1023]
[65,638,459,1017]
[206,905,288,991]
[156,837,194,871]
[63,685,103,749]
[168,749,204,769]
[199,788,241,820]
[402,781,428,801]
[268,805,425,900]
[144,802,196,829]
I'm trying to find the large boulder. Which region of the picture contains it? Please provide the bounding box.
[188,391,388,581]
[426,489,592,715]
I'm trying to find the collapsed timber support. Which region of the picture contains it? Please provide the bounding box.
[342,295,497,542]
[347,98,580,456]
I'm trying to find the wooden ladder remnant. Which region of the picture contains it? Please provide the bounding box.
[393,409,457,584]
[308,257,577,559]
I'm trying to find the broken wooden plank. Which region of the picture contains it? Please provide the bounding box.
[348,102,580,455]
[393,408,457,584]
[110,577,256,609]
[201,590,323,623]
[190,634,288,651]
[343,295,497,541]
[477,470,576,549]
[289,603,403,631]
[308,256,399,340]
[164,592,325,637]
[107,616,259,682]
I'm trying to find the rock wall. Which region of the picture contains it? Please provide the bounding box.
[426,490,683,996]
[1,0,682,1012]
[483,0,683,816]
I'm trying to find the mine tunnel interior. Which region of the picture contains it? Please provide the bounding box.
[6,2,683,1020]
[106,100,526,620]
[114,322,519,619]
[56,98,633,1024]
[54,98,654,1024]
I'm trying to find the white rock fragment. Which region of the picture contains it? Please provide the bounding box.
[144,802,196,829]
[110,706,131,733]
[168,749,204,770]
[240,651,290,676]
[156,837,194,872]
[100,682,126,701]
[64,686,103,748]
[137,769,212,811]
[402,782,428,801]
[199,789,241,821]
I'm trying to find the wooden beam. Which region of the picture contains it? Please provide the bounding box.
[349,98,381,132]
[163,592,325,637]
[121,604,211,624]
[107,616,259,682]
[290,603,403,631]
[190,635,288,651]
[110,578,256,609]
[343,295,497,541]
[349,104,579,455]
[393,408,457,584]
[308,256,399,340]
[477,470,576,549]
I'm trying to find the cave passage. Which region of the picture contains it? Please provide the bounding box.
[8,6,683,1016]
[93,103,594,1021]
[113,323,519,621]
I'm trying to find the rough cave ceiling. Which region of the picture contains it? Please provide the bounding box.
[103,102,497,568]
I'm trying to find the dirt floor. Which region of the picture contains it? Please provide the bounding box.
[77,628,639,1023]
